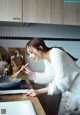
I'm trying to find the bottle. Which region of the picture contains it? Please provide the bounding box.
[4,68,8,77]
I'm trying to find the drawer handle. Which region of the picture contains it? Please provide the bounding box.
[13,18,21,20]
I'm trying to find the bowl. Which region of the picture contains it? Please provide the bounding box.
[0,76,21,88]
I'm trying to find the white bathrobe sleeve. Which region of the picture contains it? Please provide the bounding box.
[33,60,54,84]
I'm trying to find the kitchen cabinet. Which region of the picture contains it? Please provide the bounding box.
[50,0,80,25]
[23,0,80,25]
[0,0,22,22]
[36,0,50,23]
[23,0,50,24]
[63,2,80,25]
[63,3,76,25]
[50,0,63,24]
[76,3,80,25]
[0,0,80,25]
[23,0,36,23]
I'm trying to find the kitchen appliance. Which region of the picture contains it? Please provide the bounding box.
[0,79,29,95]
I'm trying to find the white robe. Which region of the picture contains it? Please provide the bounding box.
[34,48,80,112]
[33,48,80,95]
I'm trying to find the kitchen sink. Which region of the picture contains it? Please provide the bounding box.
[0,100,36,115]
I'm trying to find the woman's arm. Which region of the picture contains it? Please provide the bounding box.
[22,64,54,84]
[26,87,48,97]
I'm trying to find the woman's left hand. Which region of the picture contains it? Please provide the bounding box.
[21,65,35,76]
[26,89,39,97]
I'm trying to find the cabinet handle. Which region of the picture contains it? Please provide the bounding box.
[12,18,21,20]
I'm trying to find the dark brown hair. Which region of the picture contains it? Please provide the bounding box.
[26,38,78,61]
[26,38,52,54]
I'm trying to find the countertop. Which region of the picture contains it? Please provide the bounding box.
[0,73,46,115]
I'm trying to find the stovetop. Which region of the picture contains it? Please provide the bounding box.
[0,80,29,95]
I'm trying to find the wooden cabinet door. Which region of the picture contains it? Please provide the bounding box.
[23,0,36,23]
[63,3,76,25]
[50,0,63,24]
[0,0,22,22]
[0,0,7,21]
[76,3,80,25]
[36,0,50,24]
[23,0,50,24]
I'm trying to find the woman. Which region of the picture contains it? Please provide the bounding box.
[22,38,80,115]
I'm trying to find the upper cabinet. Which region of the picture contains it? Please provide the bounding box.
[76,3,80,25]
[0,0,22,22]
[50,0,80,25]
[63,2,77,25]
[23,0,50,24]
[50,0,63,24]
[0,0,80,25]
[23,0,36,23]
[36,0,50,23]
[23,0,80,25]
[63,2,80,25]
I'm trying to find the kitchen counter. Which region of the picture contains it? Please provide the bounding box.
[0,73,46,115]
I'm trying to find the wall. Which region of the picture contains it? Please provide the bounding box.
[0,24,80,38]
[0,24,80,75]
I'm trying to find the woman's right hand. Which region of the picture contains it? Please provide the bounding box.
[21,65,35,76]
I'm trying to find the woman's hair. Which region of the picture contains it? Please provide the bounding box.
[52,46,78,61]
[26,38,78,61]
[26,38,52,54]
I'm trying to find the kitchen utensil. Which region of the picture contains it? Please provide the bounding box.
[0,76,21,88]
[9,63,29,78]
[11,59,18,68]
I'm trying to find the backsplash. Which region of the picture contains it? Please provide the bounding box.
[0,24,80,76]
[0,36,80,41]
[0,37,80,72]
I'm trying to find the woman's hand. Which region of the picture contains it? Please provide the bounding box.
[26,87,48,97]
[21,65,31,74]
[21,65,35,76]
[26,89,39,97]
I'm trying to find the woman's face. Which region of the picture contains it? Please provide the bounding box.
[27,46,43,62]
